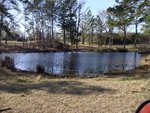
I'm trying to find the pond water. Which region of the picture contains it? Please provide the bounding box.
[0,52,141,75]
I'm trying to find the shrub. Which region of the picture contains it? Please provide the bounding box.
[1,60,5,67]
[1,56,15,70]
[36,65,45,73]
[101,48,115,52]
[117,48,129,52]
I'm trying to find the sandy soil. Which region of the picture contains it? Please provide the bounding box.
[0,68,150,113]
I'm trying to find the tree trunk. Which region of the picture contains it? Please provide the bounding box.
[97,35,99,47]
[63,29,66,45]
[112,36,113,46]
[135,22,138,48]
[51,13,54,48]
[82,35,85,45]
[89,36,91,47]
[109,37,111,47]
[51,14,54,39]
[5,34,7,44]
[0,30,1,45]
[97,34,101,47]
[62,3,66,46]
[0,13,3,45]
[91,27,94,46]
[123,25,126,48]
[105,36,107,47]
[76,5,81,49]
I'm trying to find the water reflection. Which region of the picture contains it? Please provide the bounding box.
[0,52,141,75]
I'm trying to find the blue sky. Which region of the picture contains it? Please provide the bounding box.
[81,0,116,15]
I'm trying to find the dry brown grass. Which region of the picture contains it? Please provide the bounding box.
[139,54,150,66]
[0,68,150,113]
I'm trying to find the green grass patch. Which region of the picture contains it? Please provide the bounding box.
[13,77,35,84]
[120,75,150,81]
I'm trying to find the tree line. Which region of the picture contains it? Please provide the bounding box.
[0,0,150,48]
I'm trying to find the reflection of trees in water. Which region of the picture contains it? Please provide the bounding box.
[42,52,79,75]
[48,52,139,74]
[97,53,107,74]
[43,53,67,74]
[0,54,2,62]
[13,54,35,71]
[122,53,126,71]
[65,52,79,75]
[107,53,113,71]
[104,53,127,72]
[53,53,69,74]
[103,53,120,72]
[0,52,141,75]
[134,52,137,68]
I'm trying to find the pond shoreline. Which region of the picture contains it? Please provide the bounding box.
[1,44,150,77]
[0,44,72,53]
[0,44,145,53]
[0,61,150,78]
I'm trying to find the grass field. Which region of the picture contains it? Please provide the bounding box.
[0,68,150,113]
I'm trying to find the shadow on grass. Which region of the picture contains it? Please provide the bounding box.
[0,78,115,95]
[0,68,116,95]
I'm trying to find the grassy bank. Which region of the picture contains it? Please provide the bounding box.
[0,67,150,113]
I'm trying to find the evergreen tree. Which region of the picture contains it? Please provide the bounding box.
[107,0,134,48]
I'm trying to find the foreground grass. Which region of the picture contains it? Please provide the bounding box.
[0,68,150,113]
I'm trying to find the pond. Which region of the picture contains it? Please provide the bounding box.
[0,52,141,76]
